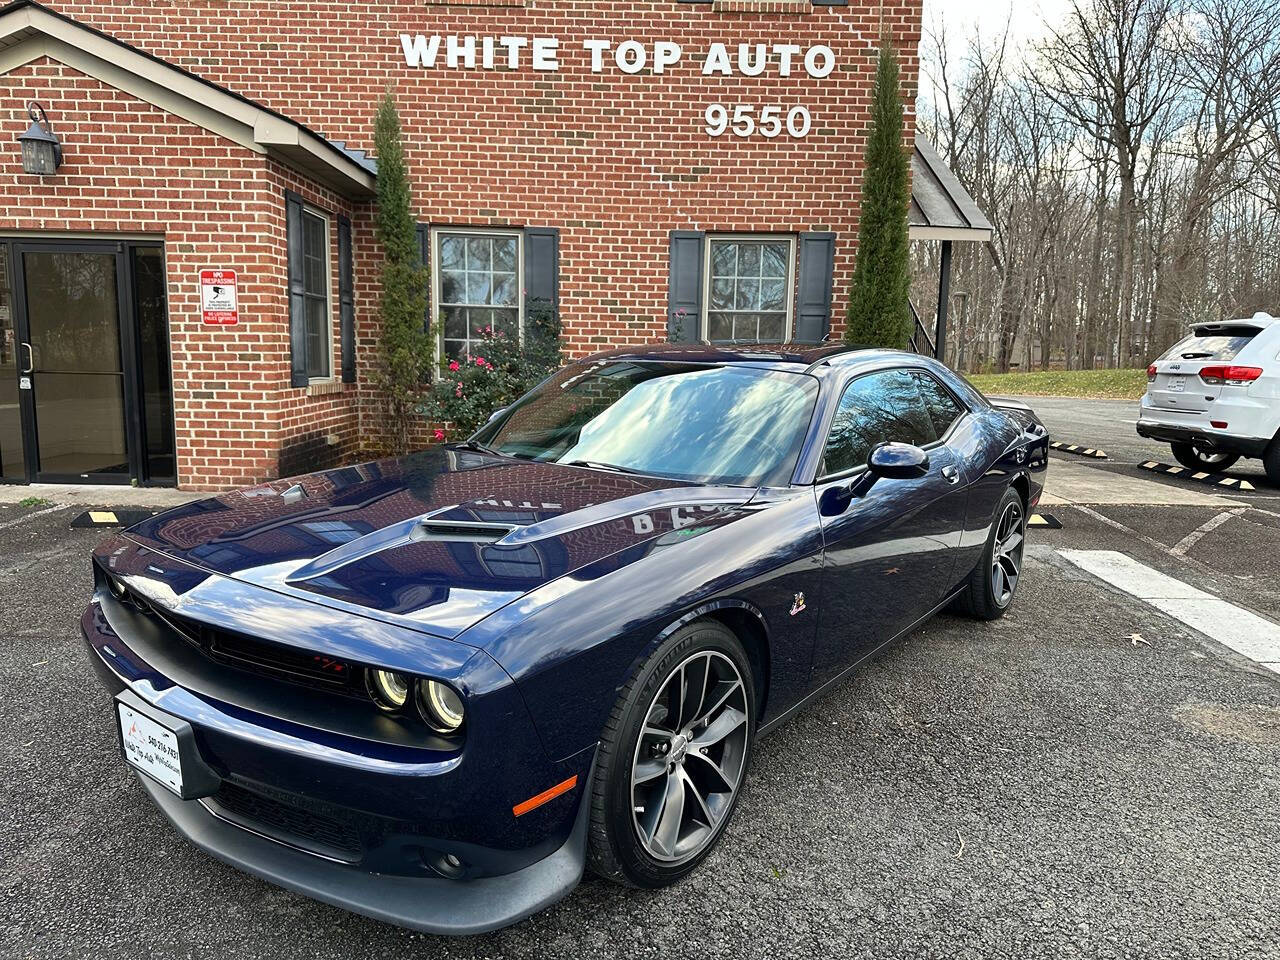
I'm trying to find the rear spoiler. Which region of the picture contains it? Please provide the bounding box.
[986,396,1044,431]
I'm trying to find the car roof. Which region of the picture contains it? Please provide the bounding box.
[576,342,920,374]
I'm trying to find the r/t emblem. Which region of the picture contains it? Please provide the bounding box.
[790,592,806,617]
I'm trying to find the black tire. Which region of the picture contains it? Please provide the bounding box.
[587,619,755,888]
[1265,437,1280,487]
[1170,440,1239,473]
[953,486,1027,621]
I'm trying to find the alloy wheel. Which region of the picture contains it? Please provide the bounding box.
[1192,444,1233,467]
[630,650,749,864]
[991,500,1025,607]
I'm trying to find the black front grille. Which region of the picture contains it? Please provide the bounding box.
[208,782,363,860]
[122,587,360,693]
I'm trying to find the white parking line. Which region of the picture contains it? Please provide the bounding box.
[0,504,64,530]
[1059,549,1280,675]
[1170,509,1247,557]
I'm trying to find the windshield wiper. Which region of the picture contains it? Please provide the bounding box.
[564,459,647,476]
[455,439,499,455]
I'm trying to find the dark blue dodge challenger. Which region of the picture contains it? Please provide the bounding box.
[84,344,1047,934]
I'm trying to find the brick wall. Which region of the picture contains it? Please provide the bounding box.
[12,0,922,489]
[0,58,359,490]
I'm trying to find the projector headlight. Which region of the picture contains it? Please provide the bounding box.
[418,679,465,734]
[366,669,411,711]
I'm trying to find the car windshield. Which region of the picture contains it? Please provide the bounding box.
[473,360,819,486]
[1161,327,1258,362]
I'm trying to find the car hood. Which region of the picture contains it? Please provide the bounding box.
[125,448,760,639]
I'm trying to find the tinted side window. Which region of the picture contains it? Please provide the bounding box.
[823,370,937,476]
[913,372,965,439]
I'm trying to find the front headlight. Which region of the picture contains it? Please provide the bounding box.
[418,679,465,734]
[367,669,412,711]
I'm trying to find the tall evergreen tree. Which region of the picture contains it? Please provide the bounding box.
[373,92,429,455]
[846,42,913,350]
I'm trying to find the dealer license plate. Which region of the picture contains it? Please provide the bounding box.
[117,701,185,796]
[1167,375,1186,393]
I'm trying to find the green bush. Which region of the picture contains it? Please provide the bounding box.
[418,299,562,441]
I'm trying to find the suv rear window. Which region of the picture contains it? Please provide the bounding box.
[1160,326,1258,362]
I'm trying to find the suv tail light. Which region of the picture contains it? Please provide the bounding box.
[1199,365,1263,385]
[1147,364,1157,382]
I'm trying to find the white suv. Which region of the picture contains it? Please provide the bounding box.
[1138,312,1280,484]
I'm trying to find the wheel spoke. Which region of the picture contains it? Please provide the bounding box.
[685,749,734,793]
[691,706,746,749]
[1001,531,1023,556]
[651,772,685,856]
[694,679,737,728]
[1001,553,1020,581]
[680,654,710,732]
[633,758,667,785]
[679,766,718,828]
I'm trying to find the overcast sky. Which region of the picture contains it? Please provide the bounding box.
[921,0,1074,61]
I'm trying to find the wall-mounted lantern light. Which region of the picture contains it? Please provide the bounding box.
[18,102,63,176]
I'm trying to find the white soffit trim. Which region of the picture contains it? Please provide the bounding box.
[0,3,375,199]
[908,225,994,244]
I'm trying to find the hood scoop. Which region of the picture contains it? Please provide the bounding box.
[284,510,518,584]
[411,519,517,543]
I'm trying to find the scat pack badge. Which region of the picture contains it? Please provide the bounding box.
[790,592,806,617]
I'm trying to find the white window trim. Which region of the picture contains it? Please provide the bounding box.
[701,234,797,343]
[430,226,525,363]
[302,205,335,383]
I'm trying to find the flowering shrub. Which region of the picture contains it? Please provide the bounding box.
[418,298,562,441]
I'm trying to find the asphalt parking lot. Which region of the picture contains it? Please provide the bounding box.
[2,418,1279,960]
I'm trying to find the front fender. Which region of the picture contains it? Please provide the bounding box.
[458,491,825,762]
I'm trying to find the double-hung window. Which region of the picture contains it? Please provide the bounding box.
[434,229,523,361]
[301,208,332,381]
[705,236,795,343]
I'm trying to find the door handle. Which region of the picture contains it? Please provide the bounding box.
[20,342,33,374]
[942,465,961,485]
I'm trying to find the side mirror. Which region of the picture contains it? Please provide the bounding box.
[866,442,930,481]
[819,442,930,517]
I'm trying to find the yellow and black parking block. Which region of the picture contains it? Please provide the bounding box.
[1050,441,1108,459]
[1138,461,1256,492]
[70,509,158,529]
[1028,513,1063,530]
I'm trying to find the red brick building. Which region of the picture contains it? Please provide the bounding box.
[0,0,921,491]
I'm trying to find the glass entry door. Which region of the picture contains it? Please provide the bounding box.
[1,239,175,485]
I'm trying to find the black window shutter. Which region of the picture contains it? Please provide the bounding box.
[286,190,307,387]
[523,227,560,309]
[668,230,705,342]
[417,223,432,333]
[795,232,837,343]
[338,214,355,383]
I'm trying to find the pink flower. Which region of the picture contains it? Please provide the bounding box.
[448,360,460,372]
[433,428,445,442]
[455,386,464,398]
[475,356,487,366]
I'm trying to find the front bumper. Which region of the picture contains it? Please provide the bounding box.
[133,757,591,936]
[81,573,594,935]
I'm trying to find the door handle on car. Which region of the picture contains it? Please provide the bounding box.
[942,465,961,485]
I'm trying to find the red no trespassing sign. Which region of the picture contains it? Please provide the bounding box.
[200,269,239,326]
